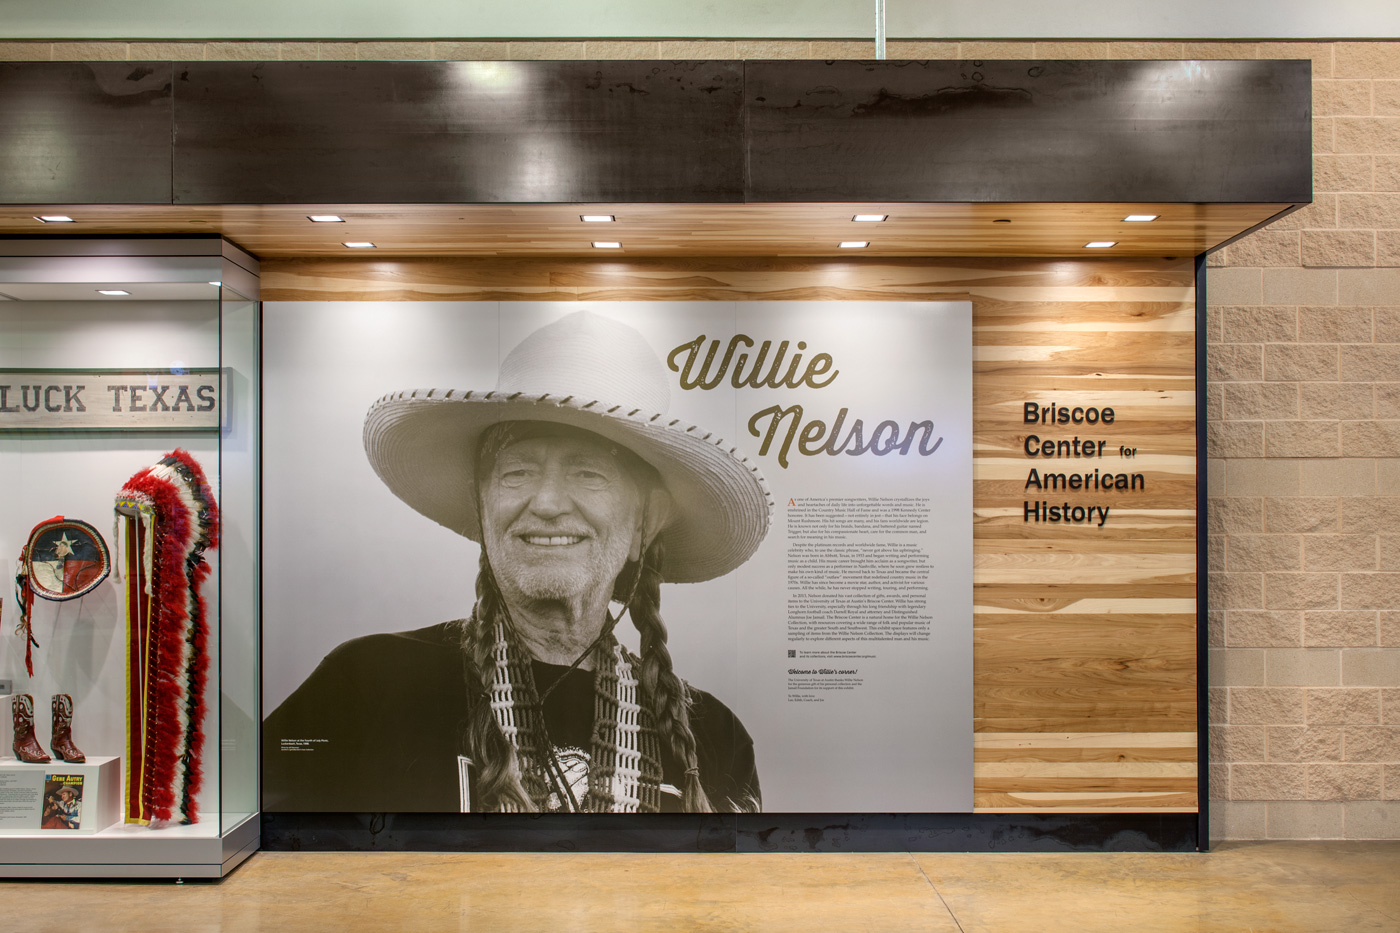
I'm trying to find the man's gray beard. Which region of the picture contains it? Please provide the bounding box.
[491,559,614,606]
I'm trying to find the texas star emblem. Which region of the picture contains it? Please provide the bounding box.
[23,517,111,601]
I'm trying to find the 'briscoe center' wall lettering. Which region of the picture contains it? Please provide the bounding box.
[1021,400,1145,527]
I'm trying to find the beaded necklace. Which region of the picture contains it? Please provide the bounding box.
[483,617,664,812]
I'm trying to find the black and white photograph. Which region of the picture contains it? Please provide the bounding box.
[261,301,973,813]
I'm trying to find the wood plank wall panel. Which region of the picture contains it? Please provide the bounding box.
[263,256,1198,812]
[0,202,1289,259]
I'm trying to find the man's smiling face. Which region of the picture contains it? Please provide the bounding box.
[480,426,645,607]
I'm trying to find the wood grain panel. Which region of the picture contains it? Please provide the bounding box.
[0,202,1285,259]
[974,733,1197,809]
[976,795,1197,812]
[971,257,1197,805]
[259,254,1198,813]
[976,732,1197,763]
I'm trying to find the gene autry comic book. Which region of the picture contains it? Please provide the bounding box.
[41,774,84,830]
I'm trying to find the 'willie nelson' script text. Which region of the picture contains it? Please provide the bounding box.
[668,334,945,469]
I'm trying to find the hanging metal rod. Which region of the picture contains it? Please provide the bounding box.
[875,0,887,59]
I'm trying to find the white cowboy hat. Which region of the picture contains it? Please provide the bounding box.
[363,310,772,583]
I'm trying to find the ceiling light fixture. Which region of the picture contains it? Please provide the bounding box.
[208,281,222,287]
[839,241,869,249]
[35,215,74,223]
[592,241,622,249]
[852,214,888,222]
[581,215,615,223]
[1123,214,1159,222]
[1085,241,1117,249]
[308,214,345,223]
[97,289,130,296]
[342,241,376,248]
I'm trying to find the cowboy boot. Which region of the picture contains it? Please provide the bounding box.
[50,694,85,763]
[11,694,50,763]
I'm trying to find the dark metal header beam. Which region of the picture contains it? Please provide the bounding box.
[0,59,1311,207]
[746,60,1312,204]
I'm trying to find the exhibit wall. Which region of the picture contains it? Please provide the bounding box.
[260,256,1201,815]
[1,32,1396,840]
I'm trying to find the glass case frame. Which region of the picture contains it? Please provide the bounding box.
[0,237,260,878]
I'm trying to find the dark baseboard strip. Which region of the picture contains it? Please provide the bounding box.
[260,811,1199,853]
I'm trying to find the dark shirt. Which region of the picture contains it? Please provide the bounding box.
[262,623,760,812]
[532,659,595,751]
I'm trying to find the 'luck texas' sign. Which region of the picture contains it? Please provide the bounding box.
[0,370,221,431]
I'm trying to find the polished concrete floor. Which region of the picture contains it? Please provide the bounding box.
[3,842,1398,932]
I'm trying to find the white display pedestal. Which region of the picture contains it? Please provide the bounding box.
[0,753,258,877]
[0,756,121,835]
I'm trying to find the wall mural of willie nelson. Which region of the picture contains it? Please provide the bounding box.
[263,311,772,813]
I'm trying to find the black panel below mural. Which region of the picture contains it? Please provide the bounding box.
[0,63,174,204]
[743,59,1313,203]
[170,61,745,204]
[261,812,1200,853]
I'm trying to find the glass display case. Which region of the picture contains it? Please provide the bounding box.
[0,238,259,877]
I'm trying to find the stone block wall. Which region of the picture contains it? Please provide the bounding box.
[1204,41,1400,842]
[1,34,1397,840]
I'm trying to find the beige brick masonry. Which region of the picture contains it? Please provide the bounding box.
[1196,38,1400,838]
[1306,687,1382,723]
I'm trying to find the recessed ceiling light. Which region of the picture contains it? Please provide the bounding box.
[35,215,74,223]
[1085,241,1117,249]
[592,241,622,249]
[852,214,887,222]
[308,214,344,223]
[581,215,615,223]
[342,241,376,248]
[1123,214,1159,222]
[839,241,869,249]
[97,289,130,296]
